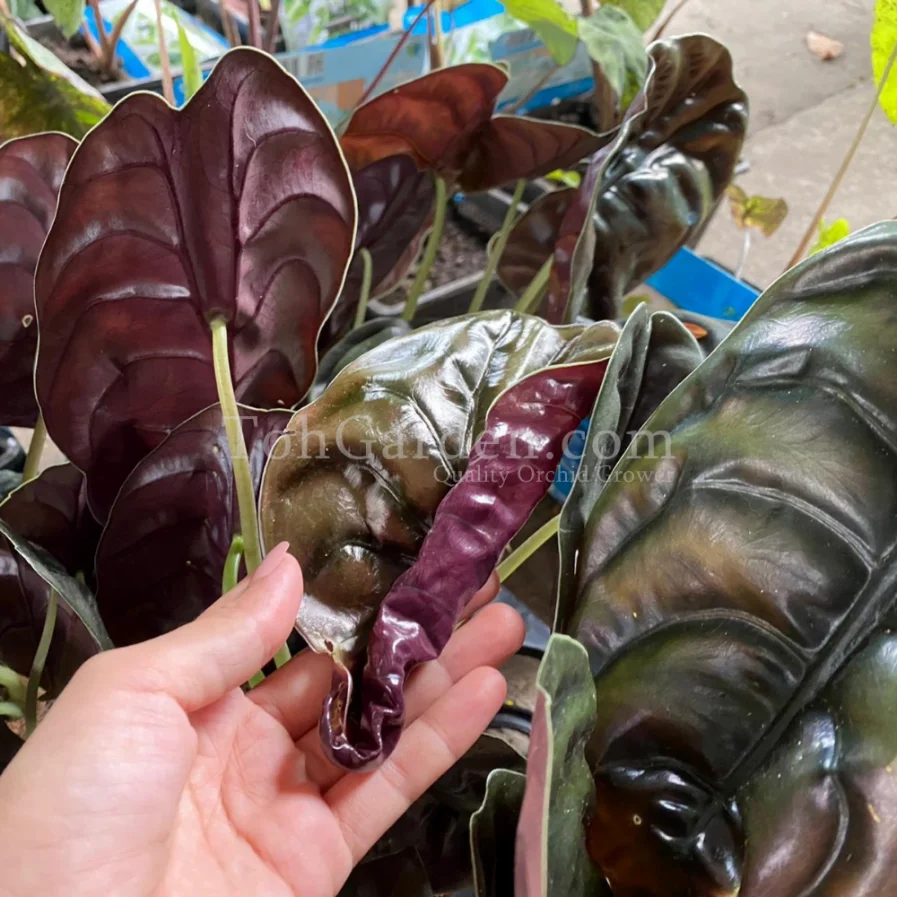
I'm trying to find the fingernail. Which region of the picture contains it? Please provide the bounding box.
[253,541,290,581]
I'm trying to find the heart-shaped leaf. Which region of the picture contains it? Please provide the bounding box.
[260,311,617,673]
[96,403,290,646]
[0,18,110,140]
[326,156,434,341]
[515,635,606,897]
[498,34,748,322]
[318,327,614,769]
[0,132,75,426]
[0,463,100,583]
[727,185,789,237]
[340,64,601,193]
[0,517,110,694]
[35,48,356,519]
[561,221,897,895]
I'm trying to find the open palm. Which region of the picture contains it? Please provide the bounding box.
[0,545,524,897]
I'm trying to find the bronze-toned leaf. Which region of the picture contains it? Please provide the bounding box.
[561,221,897,896]
[340,64,601,193]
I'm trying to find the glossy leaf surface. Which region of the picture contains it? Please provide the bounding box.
[96,404,289,646]
[311,319,412,401]
[0,463,100,582]
[35,48,355,518]
[516,636,605,897]
[498,34,748,322]
[0,132,75,426]
[0,19,110,140]
[471,769,527,897]
[0,517,110,694]
[261,311,616,669]
[319,329,613,769]
[340,64,600,193]
[327,156,434,341]
[562,222,897,896]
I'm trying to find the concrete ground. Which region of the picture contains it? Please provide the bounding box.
[672,0,893,289]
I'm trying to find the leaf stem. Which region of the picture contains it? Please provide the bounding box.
[514,256,553,314]
[222,533,244,594]
[101,0,139,71]
[22,414,47,483]
[210,317,262,574]
[498,514,560,582]
[352,0,439,112]
[0,702,23,720]
[469,179,526,314]
[264,0,281,53]
[734,229,751,281]
[353,247,373,330]
[25,590,56,737]
[402,175,447,322]
[247,0,262,48]
[786,39,897,270]
[152,0,175,104]
[0,664,26,708]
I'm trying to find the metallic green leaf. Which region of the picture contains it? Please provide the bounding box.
[563,220,897,896]
[515,635,607,897]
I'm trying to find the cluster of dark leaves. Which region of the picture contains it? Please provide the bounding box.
[0,31,762,897]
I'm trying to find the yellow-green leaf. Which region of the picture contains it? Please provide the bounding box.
[0,16,110,140]
[872,0,897,124]
[810,217,851,255]
[43,0,84,37]
[176,14,203,102]
[577,5,647,108]
[602,0,665,33]
[499,0,579,66]
[726,184,789,237]
[546,168,581,188]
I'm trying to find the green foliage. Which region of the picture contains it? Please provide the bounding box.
[872,0,897,124]
[577,5,646,110]
[499,0,579,66]
[810,216,851,254]
[602,0,665,32]
[43,0,85,37]
[0,17,110,140]
[545,168,581,188]
[176,13,203,102]
[726,184,789,237]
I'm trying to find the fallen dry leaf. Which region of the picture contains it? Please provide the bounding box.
[806,30,844,61]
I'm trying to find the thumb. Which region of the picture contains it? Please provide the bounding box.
[111,542,302,712]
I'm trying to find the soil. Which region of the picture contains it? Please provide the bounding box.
[376,214,490,309]
[38,32,125,86]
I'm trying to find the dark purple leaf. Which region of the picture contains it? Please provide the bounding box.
[0,463,100,582]
[340,65,600,193]
[0,517,110,694]
[34,49,355,519]
[0,132,75,426]
[96,403,290,645]
[498,34,747,323]
[325,156,434,341]
[320,347,611,770]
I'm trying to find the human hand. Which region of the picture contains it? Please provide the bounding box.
[0,544,524,897]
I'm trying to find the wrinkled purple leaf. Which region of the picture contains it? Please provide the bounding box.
[96,403,290,645]
[34,49,355,519]
[320,349,611,770]
[0,132,75,426]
